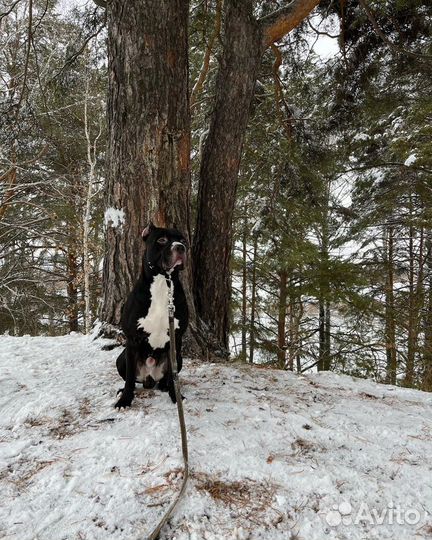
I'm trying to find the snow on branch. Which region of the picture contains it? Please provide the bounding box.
[404,154,417,167]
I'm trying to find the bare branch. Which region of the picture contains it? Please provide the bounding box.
[0,0,23,25]
[0,145,48,182]
[307,17,339,39]
[51,23,106,80]
[260,0,321,49]
[15,0,33,114]
[339,161,432,175]
[190,0,223,110]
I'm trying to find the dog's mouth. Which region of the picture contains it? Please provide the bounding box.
[167,252,186,271]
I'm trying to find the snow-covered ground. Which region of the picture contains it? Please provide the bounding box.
[1,335,432,540]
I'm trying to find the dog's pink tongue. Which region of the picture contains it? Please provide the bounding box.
[146,357,156,367]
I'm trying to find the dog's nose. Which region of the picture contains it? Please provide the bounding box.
[172,242,186,253]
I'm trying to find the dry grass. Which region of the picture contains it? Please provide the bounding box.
[153,468,281,526]
[266,438,322,465]
[390,452,421,466]
[3,458,59,490]
[407,426,432,442]
[143,483,169,496]
[417,523,432,536]
[191,472,277,517]
[49,409,78,439]
[359,392,379,400]
[24,415,50,427]
[192,470,283,528]
[291,437,316,457]
[79,398,92,417]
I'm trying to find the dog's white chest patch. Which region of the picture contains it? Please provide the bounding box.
[137,274,179,349]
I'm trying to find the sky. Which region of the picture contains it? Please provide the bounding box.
[57,0,340,62]
[313,32,340,59]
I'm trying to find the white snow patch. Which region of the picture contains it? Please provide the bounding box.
[404,153,417,166]
[104,207,125,229]
[0,335,432,540]
[137,274,179,349]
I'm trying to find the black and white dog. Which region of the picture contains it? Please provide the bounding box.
[115,223,189,409]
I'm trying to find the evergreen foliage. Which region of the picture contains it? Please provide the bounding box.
[0,0,431,389]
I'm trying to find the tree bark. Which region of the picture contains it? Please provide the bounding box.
[423,232,432,391]
[193,0,262,354]
[249,234,258,364]
[318,197,331,372]
[102,0,191,327]
[193,0,319,354]
[384,226,397,385]
[241,222,248,361]
[277,270,287,368]
[405,201,424,387]
[325,298,331,370]
[318,299,331,371]
[66,244,79,332]
[260,0,321,48]
[406,217,416,386]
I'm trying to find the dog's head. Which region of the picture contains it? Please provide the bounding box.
[142,222,188,274]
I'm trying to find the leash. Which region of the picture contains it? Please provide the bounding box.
[146,273,189,540]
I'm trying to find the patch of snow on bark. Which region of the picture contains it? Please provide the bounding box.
[104,207,125,229]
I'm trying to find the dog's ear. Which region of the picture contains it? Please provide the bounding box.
[142,222,155,241]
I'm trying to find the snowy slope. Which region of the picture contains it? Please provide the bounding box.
[1,335,432,540]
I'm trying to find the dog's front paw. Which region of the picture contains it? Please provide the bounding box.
[115,390,134,409]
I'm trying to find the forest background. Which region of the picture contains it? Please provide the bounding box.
[1,0,431,391]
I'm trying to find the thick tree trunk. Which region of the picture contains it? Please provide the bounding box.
[192,0,319,355]
[193,0,262,354]
[102,0,191,327]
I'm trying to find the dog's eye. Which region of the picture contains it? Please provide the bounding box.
[157,237,168,245]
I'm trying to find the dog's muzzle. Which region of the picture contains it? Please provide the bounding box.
[170,242,186,269]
